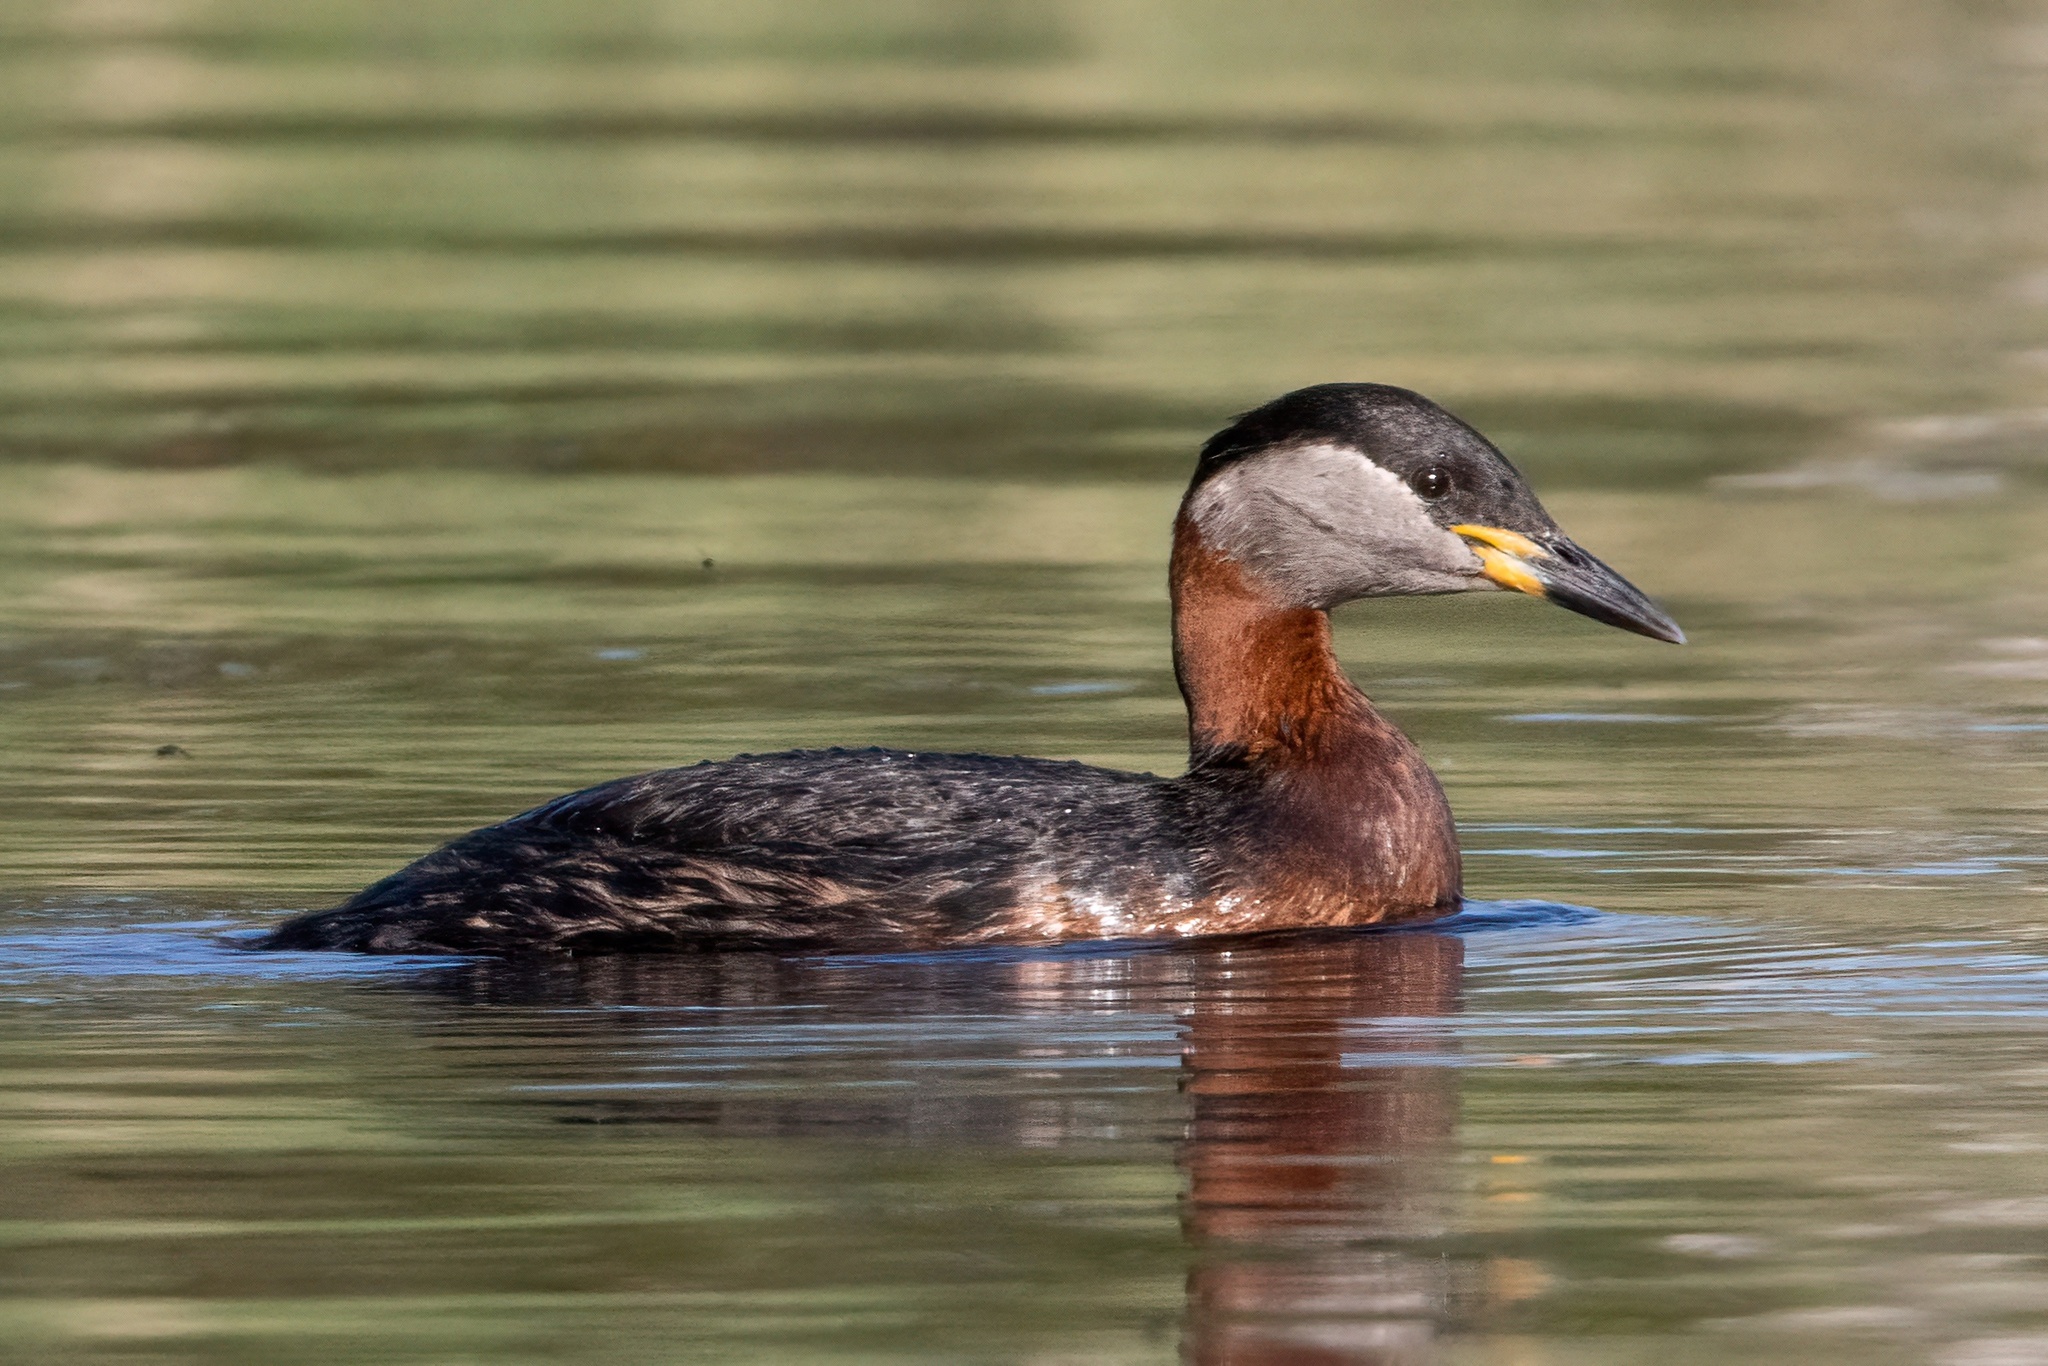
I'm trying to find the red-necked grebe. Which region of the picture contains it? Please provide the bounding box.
[261,383,1681,955]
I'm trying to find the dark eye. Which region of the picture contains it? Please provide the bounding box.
[1408,465,1453,501]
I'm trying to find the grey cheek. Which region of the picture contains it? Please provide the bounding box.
[1190,448,1493,604]
[1430,530,1489,577]
[1256,488,1338,535]
[1370,524,1491,597]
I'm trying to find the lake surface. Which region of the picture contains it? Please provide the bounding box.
[4,1,2048,1362]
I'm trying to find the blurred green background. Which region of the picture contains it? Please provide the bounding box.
[2,0,2041,483]
[7,5,2048,1364]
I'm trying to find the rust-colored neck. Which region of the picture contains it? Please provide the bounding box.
[1170,515,1366,765]
[1168,513,1462,916]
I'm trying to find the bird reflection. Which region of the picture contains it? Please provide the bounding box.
[419,928,1468,1361]
[1179,931,1463,1365]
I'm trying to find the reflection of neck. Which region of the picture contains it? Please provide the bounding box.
[1179,933,1466,1365]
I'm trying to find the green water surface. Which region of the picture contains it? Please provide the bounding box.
[4,2,2048,1363]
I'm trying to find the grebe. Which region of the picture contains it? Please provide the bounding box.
[262,383,1681,956]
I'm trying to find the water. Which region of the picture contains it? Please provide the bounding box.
[5,1,2048,1361]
